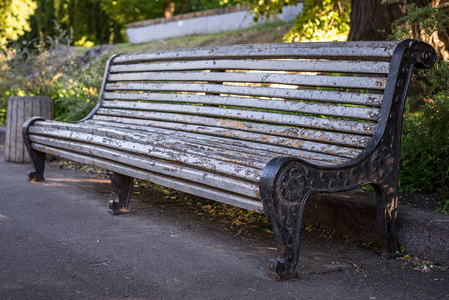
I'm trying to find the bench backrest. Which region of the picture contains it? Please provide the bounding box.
[86,41,415,165]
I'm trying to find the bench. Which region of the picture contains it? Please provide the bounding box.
[23,39,436,280]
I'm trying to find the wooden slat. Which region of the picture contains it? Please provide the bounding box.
[34,120,350,164]
[103,91,383,107]
[31,143,264,211]
[112,41,400,64]
[101,99,379,121]
[29,126,264,182]
[86,118,283,157]
[83,118,362,159]
[109,59,391,75]
[35,120,357,161]
[36,120,278,163]
[97,107,376,136]
[97,108,375,147]
[105,82,385,102]
[106,73,387,90]
[90,115,372,148]
[29,124,267,170]
[29,136,259,198]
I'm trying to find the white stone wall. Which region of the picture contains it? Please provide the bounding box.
[126,4,303,45]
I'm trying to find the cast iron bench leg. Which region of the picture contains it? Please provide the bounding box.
[264,194,307,281]
[22,117,46,182]
[372,182,401,258]
[261,158,310,280]
[27,150,46,182]
[108,172,134,215]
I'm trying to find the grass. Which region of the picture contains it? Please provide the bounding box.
[114,20,294,53]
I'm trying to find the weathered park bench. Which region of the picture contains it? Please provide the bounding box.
[23,39,435,280]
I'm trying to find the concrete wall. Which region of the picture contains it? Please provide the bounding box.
[126,4,303,45]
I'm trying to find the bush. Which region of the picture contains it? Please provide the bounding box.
[400,93,449,200]
[383,1,449,206]
[284,0,351,42]
[0,24,102,126]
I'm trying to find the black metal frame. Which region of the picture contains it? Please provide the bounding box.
[23,116,47,182]
[259,39,436,280]
[108,172,134,215]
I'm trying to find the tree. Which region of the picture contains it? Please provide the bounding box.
[285,0,351,42]
[244,0,449,53]
[244,0,351,42]
[19,0,237,45]
[0,0,37,47]
[23,0,122,45]
[384,0,449,203]
[243,0,404,42]
[385,0,449,60]
[36,0,56,37]
[348,0,405,41]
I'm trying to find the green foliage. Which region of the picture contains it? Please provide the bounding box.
[244,0,350,42]
[0,107,5,125]
[51,64,100,122]
[383,0,449,42]
[0,24,100,125]
[0,0,37,47]
[437,199,449,214]
[243,0,299,23]
[383,1,449,204]
[400,93,449,200]
[419,54,449,101]
[1,19,293,126]
[22,0,122,45]
[6,26,74,96]
[34,0,57,37]
[284,0,350,42]
[101,0,237,26]
[100,0,158,27]
[19,0,239,46]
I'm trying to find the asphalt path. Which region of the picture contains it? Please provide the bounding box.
[1,150,448,299]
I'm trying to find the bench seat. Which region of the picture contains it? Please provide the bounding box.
[27,113,357,211]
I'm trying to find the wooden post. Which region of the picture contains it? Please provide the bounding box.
[5,96,53,163]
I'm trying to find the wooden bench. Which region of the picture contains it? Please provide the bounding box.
[23,40,435,280]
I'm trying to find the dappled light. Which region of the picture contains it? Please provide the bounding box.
[0,213,11,221]
[284,0,350,42]
[35,177,110,188]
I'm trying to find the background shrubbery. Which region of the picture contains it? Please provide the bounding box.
[384,0,449,208]
[0,25,101,125]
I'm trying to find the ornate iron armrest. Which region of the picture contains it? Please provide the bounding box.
[259,39,437,280]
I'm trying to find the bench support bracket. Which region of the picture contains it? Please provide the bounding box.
[108,172,134,215]
[260,153,403,280]
[372,181,400,259]
[260,157,309,280]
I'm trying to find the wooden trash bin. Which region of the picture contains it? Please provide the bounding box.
[5,96,53,162]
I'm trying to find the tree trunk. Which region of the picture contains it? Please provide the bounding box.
[177,1,190,15]
[348,0,405,41]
